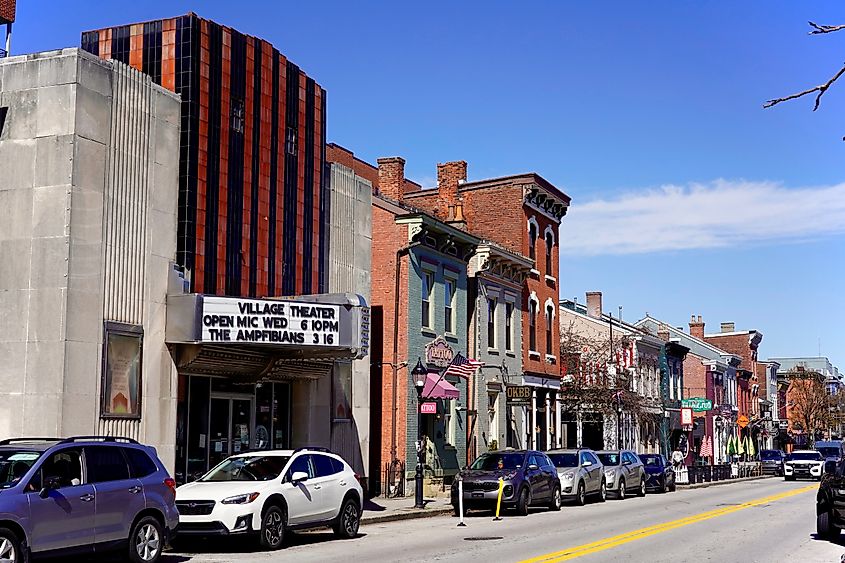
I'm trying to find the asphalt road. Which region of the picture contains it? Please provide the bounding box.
[153,478,844,562]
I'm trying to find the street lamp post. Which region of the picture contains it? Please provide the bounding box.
[412,359,428,509]
[616,391,623,450]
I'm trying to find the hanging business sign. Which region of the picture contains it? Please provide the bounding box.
[420,402,437,414]
[506,385,533,405]
[681,397,713,412]
[425,336,455,368]
[681,408,694,426]
[201,296,340,345]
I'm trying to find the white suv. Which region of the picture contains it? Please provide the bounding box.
[175,448,363,550]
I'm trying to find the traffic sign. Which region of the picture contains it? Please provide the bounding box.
[681,397,713,412]
[737,414,749,428]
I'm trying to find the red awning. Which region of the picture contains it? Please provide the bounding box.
[423,372,460,399]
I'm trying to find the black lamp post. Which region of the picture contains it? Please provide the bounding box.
[616,392,623,450]
[412,358,427,509]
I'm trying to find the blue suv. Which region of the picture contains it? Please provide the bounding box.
[0,436,178,563]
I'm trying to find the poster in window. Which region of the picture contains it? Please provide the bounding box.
[101,329,142,418]
[332,363,352,421]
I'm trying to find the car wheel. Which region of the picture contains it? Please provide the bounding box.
[0,526,25,563]
[660,477,667,494]
[598,479,607,503]
[617,478,626,500]
[333,497,361,539]
[575,481,586,506]
[818,508,841,540]
[548,485,562,511]
[638,477,646,497]
[128,516,163,563]
[516,487,530,516]
[259,504,287,550]
[669,479,676,492]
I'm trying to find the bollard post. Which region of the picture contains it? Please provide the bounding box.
[457,477,466,527]
[493,478,504,521]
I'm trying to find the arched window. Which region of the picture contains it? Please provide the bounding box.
[545,231,554,276]
[528,221,538,261]
[545,303,554,355]
[528,298,538,352]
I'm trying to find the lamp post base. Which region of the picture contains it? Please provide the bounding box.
[414,462,425,509]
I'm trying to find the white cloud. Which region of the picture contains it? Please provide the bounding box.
[558,179,845,256]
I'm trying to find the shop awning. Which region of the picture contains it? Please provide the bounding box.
[423,372,460,399]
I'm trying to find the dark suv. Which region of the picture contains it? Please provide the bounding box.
[451,450,560,516]
[817,458,845,539]
[0,436,178,563]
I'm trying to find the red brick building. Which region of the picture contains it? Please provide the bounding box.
[402,163,570,450]
[705,323,763,435]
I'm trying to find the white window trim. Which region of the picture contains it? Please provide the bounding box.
[504,298,516,353]
[543,224,556,246]
[444,274,457,336]
[421,266,436,330]
[487,295,498,351]
[528,291,540,353]
[527,215,540,236]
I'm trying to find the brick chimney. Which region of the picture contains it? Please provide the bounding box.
[437,161,467,206]
[689,315,705,339]
[657,323,670,342]
[585,291,602,319]
[446,201,467,230]
[720,322,735,333]
[377,157,406,201]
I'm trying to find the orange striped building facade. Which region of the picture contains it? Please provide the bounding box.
[82,14,327,298]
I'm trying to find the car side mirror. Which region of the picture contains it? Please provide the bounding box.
[582,461,592,467]
[290,471,309,484]
[528,464,539,471]
[824,460,837,475]
[39,476,61,499]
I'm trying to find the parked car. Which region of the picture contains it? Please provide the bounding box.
[451,450,560,516]
[814,440,845,462]
[760,449,786,476]
[175,448,363,550]
[0,436,178,563]
[596,450,647,499]
[546,449,606,505]
[784,450,825,481]
[816,458,845,540]
[639,453,676,493]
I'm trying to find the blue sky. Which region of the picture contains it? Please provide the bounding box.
[13,1,845,368]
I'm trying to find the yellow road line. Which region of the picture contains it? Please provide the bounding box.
[519,484,817,563]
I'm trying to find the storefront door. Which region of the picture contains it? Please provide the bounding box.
[208,394,254,468]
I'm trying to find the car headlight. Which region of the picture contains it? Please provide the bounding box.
[561,474,574,482]
[221,492,260,504]
[605,470,614,479]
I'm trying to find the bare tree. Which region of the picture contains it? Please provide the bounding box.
[787,369,834,444]
[764,21,845,135]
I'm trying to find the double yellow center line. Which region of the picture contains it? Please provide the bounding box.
[519,484,817,562]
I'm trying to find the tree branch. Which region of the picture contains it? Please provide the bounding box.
[763,63,845,110]
[808,21,845,35]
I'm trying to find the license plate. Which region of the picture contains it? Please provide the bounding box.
[472,492,483,498]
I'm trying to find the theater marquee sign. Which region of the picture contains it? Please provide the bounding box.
[201,296,340,345]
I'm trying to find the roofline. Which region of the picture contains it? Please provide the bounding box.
[403,172,571,204]
[634,315,740,360]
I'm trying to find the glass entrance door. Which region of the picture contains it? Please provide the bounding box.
[208,395,254,468]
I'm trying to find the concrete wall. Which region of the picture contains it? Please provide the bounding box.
[327,162,372,478]
[0,49,179,467]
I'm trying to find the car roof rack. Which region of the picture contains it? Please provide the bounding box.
[58,436,139,444]
[293,446,332,454]
[0,438,62,445]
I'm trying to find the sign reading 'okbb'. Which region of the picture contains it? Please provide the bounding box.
[201,296,340,345]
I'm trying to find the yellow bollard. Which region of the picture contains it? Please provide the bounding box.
[493,477,504,521]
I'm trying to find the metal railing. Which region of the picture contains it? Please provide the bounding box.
[383,460,406,498]
[676,462,762,485]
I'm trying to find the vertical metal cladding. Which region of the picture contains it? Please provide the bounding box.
[83,14,326,299]
[102,63,152,325]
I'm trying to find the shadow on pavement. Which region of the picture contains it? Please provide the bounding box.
[809,532,845,548]
[170,532,367,555]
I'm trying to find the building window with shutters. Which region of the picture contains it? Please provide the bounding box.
[444,277,456,334]
[422,270,434,330]
[487,297,497,349]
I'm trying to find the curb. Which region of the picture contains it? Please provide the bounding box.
[362,506,453,525]
[676,474,775,490]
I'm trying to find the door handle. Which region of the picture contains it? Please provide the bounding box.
[313,485,322,490]
[80,494,94,502]
[129,486,142,494]
[339,481,347,486]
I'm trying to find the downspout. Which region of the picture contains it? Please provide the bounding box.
[391,241,421,464]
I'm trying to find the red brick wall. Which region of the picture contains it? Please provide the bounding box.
[370,203,410,468]
[0,0,16,24]
[683,355,707,405]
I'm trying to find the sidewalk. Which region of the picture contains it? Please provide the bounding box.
[362,496,453,524]
[676,474,774,490]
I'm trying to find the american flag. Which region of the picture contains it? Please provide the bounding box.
[444,353,484,379]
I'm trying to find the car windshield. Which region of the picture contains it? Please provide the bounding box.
[790,452,823,461]
[597,453,620,466]
[760,450,782,461]
[0,450,42,489]
[470,453,524,471]
[817,447,840,458]
[548,453,578,468]
[640,455,662,466]
[200,455,290,482]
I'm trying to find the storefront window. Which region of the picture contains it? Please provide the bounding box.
[101,323,143,419]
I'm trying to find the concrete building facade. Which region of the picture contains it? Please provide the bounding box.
[0,49,181,466]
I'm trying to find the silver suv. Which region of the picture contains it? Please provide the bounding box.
[0,436,178,563]
[596,450,647,499]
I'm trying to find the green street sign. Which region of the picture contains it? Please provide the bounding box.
[681,397,713,412]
